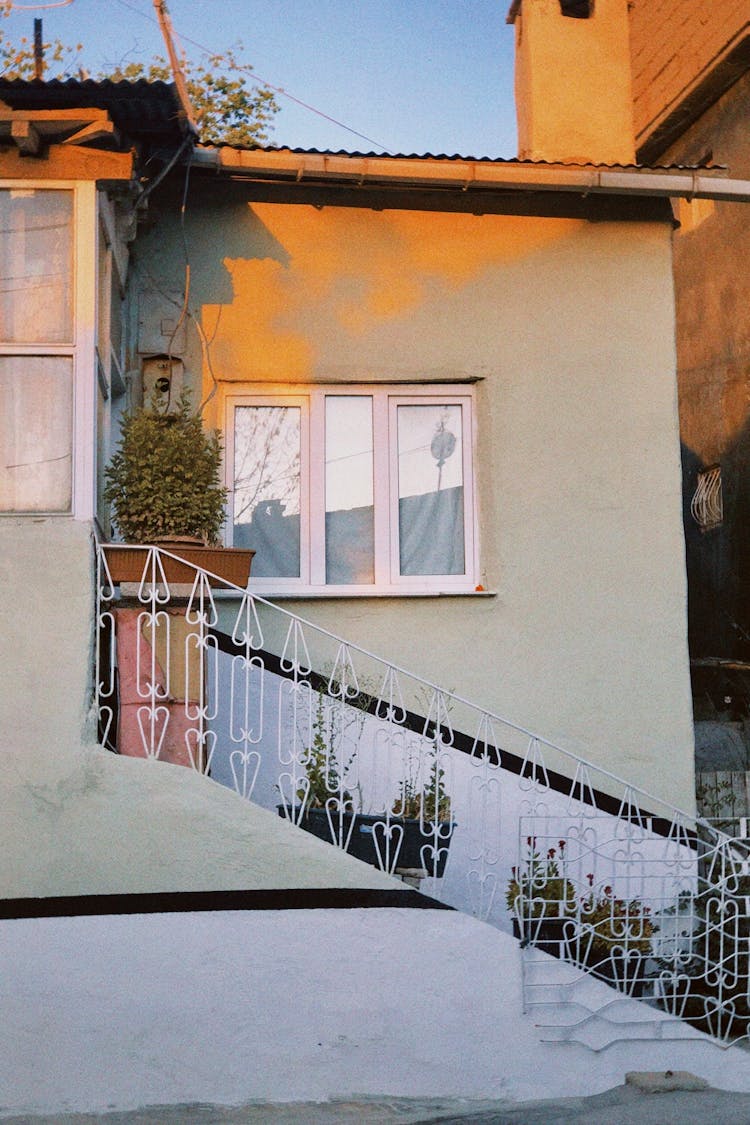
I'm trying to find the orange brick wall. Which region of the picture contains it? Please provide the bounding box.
[630,0,750,147]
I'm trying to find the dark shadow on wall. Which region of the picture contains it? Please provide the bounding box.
[682,422,750,666]
[135,177,292,308]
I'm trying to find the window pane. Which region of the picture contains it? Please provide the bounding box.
[325,396,374,584]
[397,404,465,576]
[0,356,73,512]
[233,405,301,578]
[0,189,73,343]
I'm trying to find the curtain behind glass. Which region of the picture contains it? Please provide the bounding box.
[0,356,73,512]
[0,189,73,344]
[325,396,374,584]
[397,404,465,576]
[233,405,301,578]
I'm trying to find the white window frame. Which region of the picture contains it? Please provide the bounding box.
[224,383,478,596]
[0,180,97,520]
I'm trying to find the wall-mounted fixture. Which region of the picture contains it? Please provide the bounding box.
[141,354,184,413]
[691,465,723,532]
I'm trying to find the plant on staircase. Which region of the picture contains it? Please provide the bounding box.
[295,691,356,812]
[506,838,578,924]
[391,748,451,824]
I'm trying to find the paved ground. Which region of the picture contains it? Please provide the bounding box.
[7,1085,750,1125]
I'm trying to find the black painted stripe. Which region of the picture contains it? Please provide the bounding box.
[0,887,454,920]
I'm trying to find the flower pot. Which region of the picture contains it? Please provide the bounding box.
[584,949,648,997]
[102,543,254,589]
[277,806,455,877]
[512,915,575,958]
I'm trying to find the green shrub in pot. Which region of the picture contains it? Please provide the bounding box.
[103,391,227,545]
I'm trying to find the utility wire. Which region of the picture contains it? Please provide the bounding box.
[4,1,74,8]
[112,0,393,152]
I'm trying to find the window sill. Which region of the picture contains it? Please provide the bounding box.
[215,588,497,600]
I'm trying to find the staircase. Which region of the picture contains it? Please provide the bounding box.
[96,542,750,1049]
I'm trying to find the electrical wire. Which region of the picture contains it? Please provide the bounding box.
[4,1,74,9]
[135,130,194,210]
[112,0,393,152]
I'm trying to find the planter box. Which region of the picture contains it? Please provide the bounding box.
[513,916,575,958]
[512,917,649,996]
[278,806,455,877]
[584,950,648,997]
[102,544,254,589]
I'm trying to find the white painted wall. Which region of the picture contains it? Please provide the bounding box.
[3,907,749,1117]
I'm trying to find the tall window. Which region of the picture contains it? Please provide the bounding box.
[227,385,476,593]
[0,189,74,513]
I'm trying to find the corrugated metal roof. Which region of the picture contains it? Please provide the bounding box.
[0,78,185,145]
[208,141,722,173]
[0,80,723,173]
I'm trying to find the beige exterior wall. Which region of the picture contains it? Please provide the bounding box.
[0,518,95,757]
[630,0,750,150]
[137,193,695,810]
[0,518,403,897]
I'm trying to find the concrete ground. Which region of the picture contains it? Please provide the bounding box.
[7,1085,750,1125]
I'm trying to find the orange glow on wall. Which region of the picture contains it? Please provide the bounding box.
[200,204,582,390]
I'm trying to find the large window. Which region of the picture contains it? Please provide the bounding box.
[227,385,477,593]
[0,188,75,513]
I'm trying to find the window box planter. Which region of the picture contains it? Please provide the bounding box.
[512,915,576,958]
[580,949,648,997]
[102,542,254,589]
[278,805,455,877]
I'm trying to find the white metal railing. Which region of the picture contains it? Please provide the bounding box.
[95,543,750,1047]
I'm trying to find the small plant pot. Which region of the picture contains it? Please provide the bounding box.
[512,916,574,958]
[584,950,648,997]
[278,806,455,877]
[102,543,254,589]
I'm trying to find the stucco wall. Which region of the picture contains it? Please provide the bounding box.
[5,907,750,1116]
[0,517,95,757]
[514,0,635,165]
[630,0,750,149]
[0,517,408,898]
[136,189,695,811]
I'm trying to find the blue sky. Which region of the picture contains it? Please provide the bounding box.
[1,0,518,156]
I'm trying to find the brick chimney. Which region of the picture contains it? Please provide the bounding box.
[507,0,636,165]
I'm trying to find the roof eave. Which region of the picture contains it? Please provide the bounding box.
[192,146,750,204]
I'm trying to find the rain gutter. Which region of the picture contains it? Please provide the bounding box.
[191,147,750,204]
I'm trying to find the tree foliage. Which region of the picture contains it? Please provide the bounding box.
[103,393,228,545]
[105,50,278,146]
[0,7,278,146]
[0,6,82,79]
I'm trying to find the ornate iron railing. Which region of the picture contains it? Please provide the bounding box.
[95,543,750,1047]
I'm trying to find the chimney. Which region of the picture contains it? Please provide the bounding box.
[507,0,636,166]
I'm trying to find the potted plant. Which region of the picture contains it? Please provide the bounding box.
[506,841,655,993]
[388,749,455,877]
[277,690,360,845]
[278,693,455,878]
[506,838,578,955]
[575,875,655,996]
[102,391,253,588]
